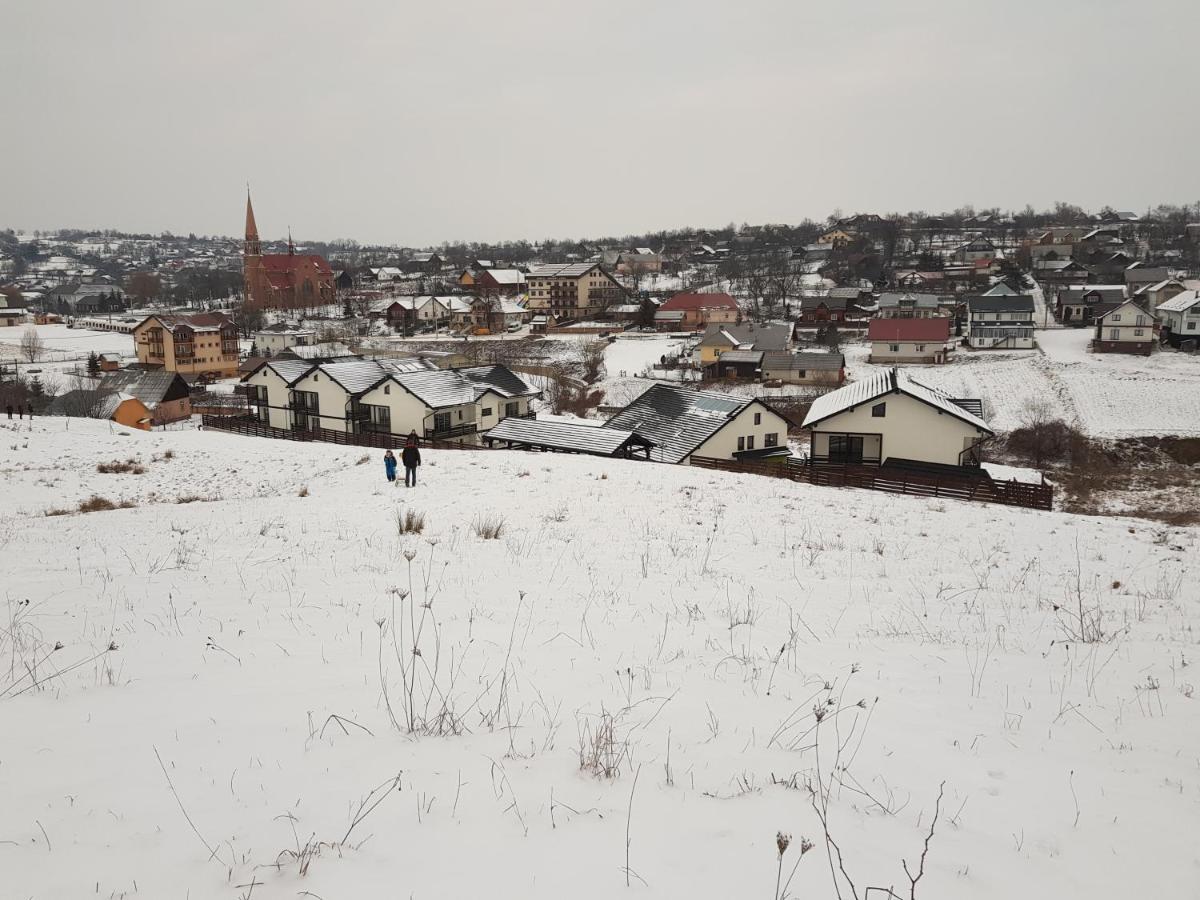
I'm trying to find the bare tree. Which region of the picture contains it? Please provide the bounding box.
[575,339,607,385]
[19,327,44,363]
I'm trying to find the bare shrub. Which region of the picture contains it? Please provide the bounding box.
[297,485,310,498]
[20,327,44,363]
[473,513,505,540]
[355,453,370,465]
[77,496,135,514]
[578,709,628,778]
[396,508,425,535]
[97,458,146,475]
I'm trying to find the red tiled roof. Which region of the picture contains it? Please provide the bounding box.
[659,291,739,312]
[261,254,333,276]
[868,317,951,342]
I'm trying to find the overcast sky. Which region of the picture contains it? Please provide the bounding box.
[4,0,1197,246]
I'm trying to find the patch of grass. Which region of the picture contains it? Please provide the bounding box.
[355,454,371,465]
[175,494,218,504]
[97,458,146,475]
[397,508,425,535]
[473,513,505,540]
[47,495,139,516]
[298,485,310,498]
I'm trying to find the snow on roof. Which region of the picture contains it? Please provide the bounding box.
[484,269,526,285]
[484,418,652,456]
[802,368,992,433]
[603,383,754,464]
[527,263,599,278]
[1156,290,1200,313]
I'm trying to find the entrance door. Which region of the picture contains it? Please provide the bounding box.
[433,411,451,436]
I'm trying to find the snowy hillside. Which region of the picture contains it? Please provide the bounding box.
[2,419,1198,900]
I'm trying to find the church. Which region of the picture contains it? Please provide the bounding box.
[242,193,335,310]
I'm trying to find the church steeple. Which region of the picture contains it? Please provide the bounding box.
[244,190,262,258]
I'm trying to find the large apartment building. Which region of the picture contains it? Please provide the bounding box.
[525,263,625,319]
[132,312,240,379]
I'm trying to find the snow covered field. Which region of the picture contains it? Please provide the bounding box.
[844,330,1200,437]
[2,419,1198,900]
[0,323,134,359]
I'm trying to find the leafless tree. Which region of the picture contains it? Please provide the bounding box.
[575,339,607,385]
[19,327,44,363]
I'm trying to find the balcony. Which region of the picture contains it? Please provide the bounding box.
[425,422,478,440]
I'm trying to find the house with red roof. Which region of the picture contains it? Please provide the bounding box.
[867,316,955,364]
[242,193,335,310]
[654,291,740,331]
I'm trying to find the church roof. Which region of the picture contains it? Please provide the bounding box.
[261,254,333,276]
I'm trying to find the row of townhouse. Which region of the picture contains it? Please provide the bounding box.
[371,295,530,334]
[242,358,540,443]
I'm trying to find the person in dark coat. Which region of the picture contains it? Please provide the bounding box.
[401,437,421,488]
[4,405,11,419]
[26,403,32,418]
[383,449,397,483]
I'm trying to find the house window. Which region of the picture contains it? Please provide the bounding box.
[1109,328,1120,340]
[482,407,493,417]
[872,402,886,417]
[1135,316,1147,326]
[753,412,761,425]
[889,344,900,352]
[1134,329,1144,336]
[1111,314,1121,322]
[1188,322,1197,331]
[765,432,778,447]
[737,436,745,451]
[915,344,925,352]
[505,401,520,417]
[746,436,755,450]
[384,385,390,395]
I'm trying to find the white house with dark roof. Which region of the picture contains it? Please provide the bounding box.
[1156,290,1200,347]
[964,294,1036,349]
[1093,299,1157,356]
[603,383,791,464]
[801,369,993,468]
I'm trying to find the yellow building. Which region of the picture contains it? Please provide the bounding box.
[525,263,625,319]
[133,313,240,379]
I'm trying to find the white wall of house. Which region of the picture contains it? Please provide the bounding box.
[289,370,355,432]
[1097,302,1156,345]
[683,404,790,463]
[247,367,295,429]
[1161,307,1200,335]
[811,393,988,467]
[254,330,314,354]
[358,380,431,436]
[869,340,953,363]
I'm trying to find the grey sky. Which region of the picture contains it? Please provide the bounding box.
[4,0,1197,246]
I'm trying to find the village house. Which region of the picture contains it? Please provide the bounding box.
[97,370,192,425]
[604,383,792,464]
[274,342,359,363]
[252,323,316,356]
[796,288,872,325]
[132,312,239,379]
[868,316,955,364]
[0,307,27,326]
[403,252,443,274]
[482,418,656,459]
[1124,263,1170,297]
[964,294,1036,349]
[875,292,955,319]
[242,358,538,443]
[802,368,992,468]
[1092,299,1157,355]
[1055,285,1126,325]
[1155,291,1200,347]
[694,322,791,368]
[1134,278,1187,314]
[98,353,121,372]
[760,350,845,386]
[525,263,625,320]
[655,291,740,331]
[474,268,527,296]
[615,249,663,274]
[951,236,998,264]
[44,389,152,430]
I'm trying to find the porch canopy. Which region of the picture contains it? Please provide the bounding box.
[482,418,655,458]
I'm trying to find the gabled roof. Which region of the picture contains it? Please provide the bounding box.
[138,312,234,335]
[45,389,143,420]
[602,383,762,464]
[761,350,844,372]
[1099,299,1155,321]
[481,268,526,285]
[304,360,393,395]
[712,349,764,365]
[1137,278,1185,295]
[255,358,316,385]
[982,282,1019,296]
[98,370,190,406]
[261,254,333,276]
[802,368,992,434]
[867,317,952,342]
[384,365,539,410]
[877,292,945,309]
[697,322,790,351]
[484,418,654,457]
[457,365,541,399]
[659,291,739,312]
[1156,290,1200,313]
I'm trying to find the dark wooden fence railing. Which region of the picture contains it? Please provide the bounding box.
[689,456,1053,511]
[200,415,485,451]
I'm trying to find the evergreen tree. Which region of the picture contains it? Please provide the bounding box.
[86,351,100,376]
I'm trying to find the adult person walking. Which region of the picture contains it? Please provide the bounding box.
[401,435,421,488]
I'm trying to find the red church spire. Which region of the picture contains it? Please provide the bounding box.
[244,189,261,257]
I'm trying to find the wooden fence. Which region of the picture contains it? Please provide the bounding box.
[199,415,485,451]
[690,456,1053,511]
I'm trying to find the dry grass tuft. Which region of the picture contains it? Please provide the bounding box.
[297,485,310,498]
[97,458,145,475]
[47,495,138,516]
[472,513,505,540]
[396,508,425,535]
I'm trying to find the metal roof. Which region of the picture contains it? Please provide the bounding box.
[714,350,764,365]
[1157,290,1200,313]
[262,359,316,385]
[966,294,1035,314]
[603,383,753,464]
[484,418,653,456]
[527,263,599,278]
[877,293,945,309]
[392,369,477,407]
[311,360,392,395]
[761,350,844,372]
[98,370,188,406]
[802,368,991,433]
[458,365,540,399]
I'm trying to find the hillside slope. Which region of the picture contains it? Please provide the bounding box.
[1,419,1197,899]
